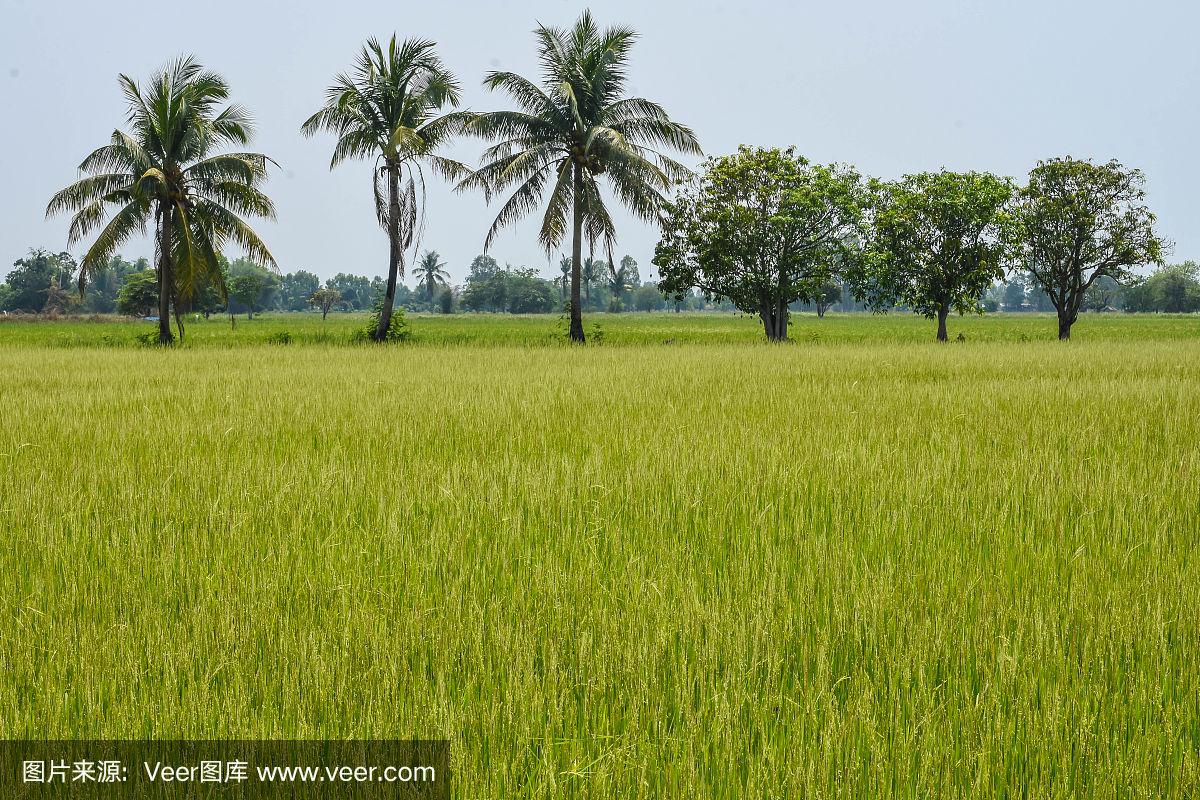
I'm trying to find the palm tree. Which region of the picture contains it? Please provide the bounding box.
[47,57,276,344]
[558,256,571,300]
[413,250,450,299]
[459,10,700,343]
[581,256,603,306]
[606,260,630,312]
[302,36,468,342]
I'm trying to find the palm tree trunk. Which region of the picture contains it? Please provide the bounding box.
[569,164,586,343]
[375,163,402,342]
[156,203,174,346]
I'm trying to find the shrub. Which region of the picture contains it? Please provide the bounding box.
[351,298,411,343]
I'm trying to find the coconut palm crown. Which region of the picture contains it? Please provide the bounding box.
[459,10,701,342]
[302,36,468,341]
[47,57,276,344]
[413,250,451,299]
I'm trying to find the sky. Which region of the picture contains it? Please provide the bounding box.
[1,0,1196,285]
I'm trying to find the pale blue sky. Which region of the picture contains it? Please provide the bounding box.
[1,0,1195,284]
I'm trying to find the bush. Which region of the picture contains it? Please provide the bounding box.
[264,331,293,345]
[351,297,411,343]
[133,330,160,347]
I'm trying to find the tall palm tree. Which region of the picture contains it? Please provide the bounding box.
[558,256,571,299]
[581,256,603,306]
[413,250,450,299]
[302,36,467,342]
[606,260,630,312]
[47,57,276,344]
[459,10,700,343]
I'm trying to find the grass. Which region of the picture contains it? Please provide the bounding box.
[1,313,1198,797]
[3,309,1200,348]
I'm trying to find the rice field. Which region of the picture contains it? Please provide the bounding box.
[1,313,1198,798]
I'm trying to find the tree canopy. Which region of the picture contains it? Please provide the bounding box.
[459,10,700,342]
[46,56,276,343]
[654,146,869,341]
[855,170,1015,341]
[1013,157,1164,339]
[302,36,467,341]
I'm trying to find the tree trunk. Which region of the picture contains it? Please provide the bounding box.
[156,203,174,345]
[568,163,586,343]
[816,303,826,319]
[322,308,329,321]
[936,304,949,342]
[1058,307,1076,340]
[760,301,788,342]
[375,163,403,342]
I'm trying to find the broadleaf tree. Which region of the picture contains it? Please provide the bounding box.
[654,146,870,341]
[309,286,343,320]
[855,170,1015,341]
[1013,157,1163,339]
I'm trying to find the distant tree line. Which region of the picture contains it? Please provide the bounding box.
[0,247,718,317]
[6,245,1194,322]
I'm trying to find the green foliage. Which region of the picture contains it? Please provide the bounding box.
[812,280,843,317]
[2,310,1200,349]
[308,287,343,319]
[656,146,869,340]
[303,36,467,343]
[45,56,277,343]
[459,10,700,342]
[351,296,411,343]
[1014,157,1163,333]
[413,250,450,300]
[42,277,73,314]
[1,249,77,312]
[620,255,641,288]
[279,270,321,311]
[263,330,293,345]
[115,270,159,316]
[856,170,1015,339]
[437,287,454,314]
[227,260,277,318]
[467,254,500,283]
[325,273,375,310]
[1082,275,1125,311]
[462,266,557,313]
[1123,262,1200,312]
[606,260,632,311]
[77,255,141,313]
[1002,275,1029,310]
[633,283,666,312]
